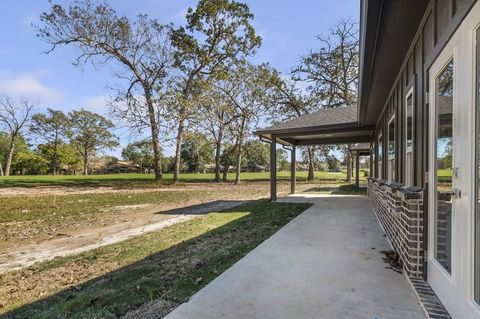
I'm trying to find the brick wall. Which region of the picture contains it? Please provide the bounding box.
[368,178,424,277]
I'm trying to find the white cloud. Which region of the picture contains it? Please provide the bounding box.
[172,8,189,24]
[21,14,39,32]
[81,95,112,114]
[0,71,65,105]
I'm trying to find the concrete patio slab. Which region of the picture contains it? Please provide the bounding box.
[165,195,425,319]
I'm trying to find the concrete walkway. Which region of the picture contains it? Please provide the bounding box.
[165,194,425,319]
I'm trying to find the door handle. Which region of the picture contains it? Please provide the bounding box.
[444,188,461,199]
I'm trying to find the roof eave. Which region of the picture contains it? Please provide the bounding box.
[358,0,383,126]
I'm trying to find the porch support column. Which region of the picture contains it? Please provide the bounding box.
[369,150,373,178]
[290,146,296,194]
[270,136,277,201]
[355,151,360,188]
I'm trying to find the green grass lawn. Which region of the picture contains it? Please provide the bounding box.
[0,200,311,319]
[0,182,277,242]
[0,170,368,188]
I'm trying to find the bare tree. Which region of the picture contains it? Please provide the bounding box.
[268,73,319,181]
[198,78,238,182]
[292,19,359,182]
[37,0,174,182]
[0,97,35,176]
[221,62,274,184]
[292,19,359,108]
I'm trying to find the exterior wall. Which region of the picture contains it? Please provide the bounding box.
[373,0,476,188]
[369,0,477,279]
[368,178,424,277]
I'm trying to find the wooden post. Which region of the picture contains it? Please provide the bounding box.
[369,149,373,178]
[291,146,296,194]
[270,137,277,201]
[355,151,360,188]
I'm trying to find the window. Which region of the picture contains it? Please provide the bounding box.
[388,116,395,182]
[378,133,383,179]
[434,59,453,274]
[405,88,415,187]
[371,144,376,178]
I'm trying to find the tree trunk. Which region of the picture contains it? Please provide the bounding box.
[4,137,16,177]
[0,162,4,176]
[222,160,228,182]
[214,126,224,182]
[83,146,89,176]
[83,158,88,175]
[234,118,246,185]
[173,118,185,184]
[346,144,352,182]
[145,92,162,182]
[53,138,58,176]
[307,146,315,181]
[234,142,242,184]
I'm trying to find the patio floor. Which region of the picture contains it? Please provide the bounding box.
[165,194,425,319]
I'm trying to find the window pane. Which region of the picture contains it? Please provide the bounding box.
[406,92,414,187]
[435,59,453,274]
[378,135,383,179]
[388,118,395,181]
[406,94,414,150]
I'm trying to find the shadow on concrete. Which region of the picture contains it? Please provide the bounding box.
[303,184,367,195]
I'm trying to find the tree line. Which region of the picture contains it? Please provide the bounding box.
[0,0,359,183]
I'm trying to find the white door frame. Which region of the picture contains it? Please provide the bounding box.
[459,2,480,317]
[428,1,480,317]
[428,30,461,318]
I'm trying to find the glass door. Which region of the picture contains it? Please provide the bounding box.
[434,60,454,274]
[429,2,480,317]
[428,33,461,318]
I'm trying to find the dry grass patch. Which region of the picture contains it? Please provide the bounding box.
[0,200,311,319]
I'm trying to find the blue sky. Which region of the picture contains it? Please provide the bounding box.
[0,0,359,157]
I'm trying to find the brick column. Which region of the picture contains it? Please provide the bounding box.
[368,178,424,277]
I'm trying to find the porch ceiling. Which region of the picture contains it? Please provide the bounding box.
[358,0,429,125]
[255,106,374,146]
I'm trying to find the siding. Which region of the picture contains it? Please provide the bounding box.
[373,0,476,187]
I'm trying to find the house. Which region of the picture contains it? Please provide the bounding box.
[256,1,480,317]
[93,160,141,174]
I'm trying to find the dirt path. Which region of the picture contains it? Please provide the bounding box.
[0,184,213,197]
[0,200,245,274]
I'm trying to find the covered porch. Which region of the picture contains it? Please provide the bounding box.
[254,106,375,201]
[165,194,425,319]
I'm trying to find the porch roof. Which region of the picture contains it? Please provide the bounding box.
[255,106,375,146]
[358,0,429,125]
[351,143,371,156]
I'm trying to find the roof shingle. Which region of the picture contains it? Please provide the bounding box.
[257,106,358,133]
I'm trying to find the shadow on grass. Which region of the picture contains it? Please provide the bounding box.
[1,200,311,319]
[303,184,367,195]
[154,200,247,215]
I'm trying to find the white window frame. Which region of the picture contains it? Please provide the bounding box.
[405,87,415,187]
[387,115,396,182]
[377,133,383,179]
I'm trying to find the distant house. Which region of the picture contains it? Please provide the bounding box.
[257,1,480,317]
[93,160,141,174]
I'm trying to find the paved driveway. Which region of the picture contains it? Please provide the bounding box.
[165,194,425,319]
